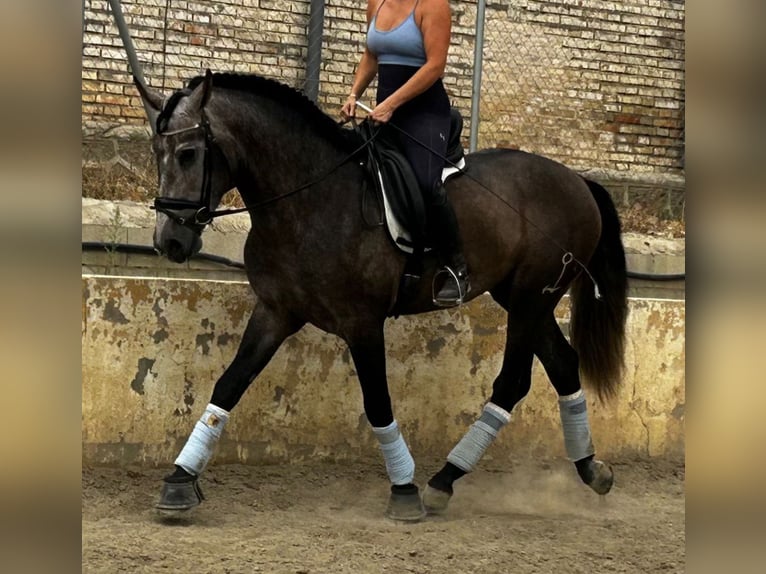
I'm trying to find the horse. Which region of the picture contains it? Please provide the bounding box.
[136,70,628,521]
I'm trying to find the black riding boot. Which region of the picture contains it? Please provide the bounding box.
[428,194,470,307]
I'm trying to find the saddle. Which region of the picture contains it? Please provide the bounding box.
[359,108,467,315]
[361,108,467,255]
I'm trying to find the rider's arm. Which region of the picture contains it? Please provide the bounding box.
[369,0,451,123]
[341,0,381,119]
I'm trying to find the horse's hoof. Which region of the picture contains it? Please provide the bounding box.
[422,484,452,515]
[585,460,614,495]
[155,478,205,513]
[386,484,426,522]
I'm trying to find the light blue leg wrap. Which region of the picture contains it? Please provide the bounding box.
[174,403,230,475]
[558,390,595,461]
[447,403,512,472]
[372,420,415,485]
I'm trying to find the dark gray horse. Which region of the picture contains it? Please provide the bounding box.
[137,71,627,521]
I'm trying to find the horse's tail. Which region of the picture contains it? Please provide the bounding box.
[570,179,629,401]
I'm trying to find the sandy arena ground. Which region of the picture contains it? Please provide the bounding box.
[82,456,684,573]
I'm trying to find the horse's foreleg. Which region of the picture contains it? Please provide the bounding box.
[535,314,614,495]
[347,330,425,522]
[424,314,534,514]
[156,302,303,513]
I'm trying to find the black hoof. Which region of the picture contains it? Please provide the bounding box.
[156,477,205,513]
[386,484,426,522]
[576,457,614,495]
[422,484,452,515]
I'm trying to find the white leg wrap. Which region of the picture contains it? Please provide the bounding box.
[447,402,511,472]
[174,403,230,475]
[558,390,595,461]
[372,420,415,485]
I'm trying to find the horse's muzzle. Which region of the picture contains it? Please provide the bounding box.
[154,221,203,263]
[165,238,201,263]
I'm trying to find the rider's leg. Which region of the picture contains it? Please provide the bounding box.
[394,111,470,306]
[427,182,470,306]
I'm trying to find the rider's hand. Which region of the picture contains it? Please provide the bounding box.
[340,94,357,122]
[370,99,395,124]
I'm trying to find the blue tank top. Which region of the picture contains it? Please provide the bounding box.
[367,0,426,67]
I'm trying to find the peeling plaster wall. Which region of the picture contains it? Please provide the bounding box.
[82,276,684,467]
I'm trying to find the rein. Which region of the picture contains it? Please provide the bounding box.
[152,112,381,226]
[362,105,603,298]
[153,97,601,297]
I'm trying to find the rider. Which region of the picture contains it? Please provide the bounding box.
[340,0,470,306]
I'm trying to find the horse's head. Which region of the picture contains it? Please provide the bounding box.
[136,70,233,263]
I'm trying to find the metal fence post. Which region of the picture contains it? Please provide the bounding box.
[469,0,486,153]
[305,0,325,102]
[107,0,146,86]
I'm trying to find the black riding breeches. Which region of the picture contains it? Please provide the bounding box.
[376,64,451,204]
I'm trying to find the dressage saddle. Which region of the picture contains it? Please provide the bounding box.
[360,107,466,254]
[358,108,467,314]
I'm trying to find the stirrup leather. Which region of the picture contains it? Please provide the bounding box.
[432,266,469,307]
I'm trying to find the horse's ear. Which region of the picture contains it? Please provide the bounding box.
[200,69,214,109]
[134,77,162,134]
[187,69,214,113]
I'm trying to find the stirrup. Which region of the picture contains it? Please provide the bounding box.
[432,266,469,307]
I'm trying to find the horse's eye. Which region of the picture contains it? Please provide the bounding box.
[177,148,197,168]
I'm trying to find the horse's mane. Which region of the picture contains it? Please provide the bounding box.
[159,72,360,150]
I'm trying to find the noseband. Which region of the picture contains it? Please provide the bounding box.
[152,110,216,228]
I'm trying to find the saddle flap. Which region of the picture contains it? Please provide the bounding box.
[361,122,427,251]
[358,112,466,255]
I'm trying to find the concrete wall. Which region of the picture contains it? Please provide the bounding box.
[81,198,685,298]
[81,275,685,467]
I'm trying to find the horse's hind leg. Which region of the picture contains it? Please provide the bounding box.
[156,302,303,514]
[424,305,536,514]
[346,327,426,522]
[534,313,614,495]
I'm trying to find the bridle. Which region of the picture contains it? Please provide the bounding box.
[151,107,381,231]
[152,109,217,227]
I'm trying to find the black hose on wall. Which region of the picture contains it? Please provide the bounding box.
[81,242,246,270]
[82,242,684,281]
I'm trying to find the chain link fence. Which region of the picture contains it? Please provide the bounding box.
[83,0,685,219]
[473,1,684,175]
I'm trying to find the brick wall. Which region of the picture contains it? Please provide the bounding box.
[82,0,314,134]
[82,0,684,181]
[477,0,685,174]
